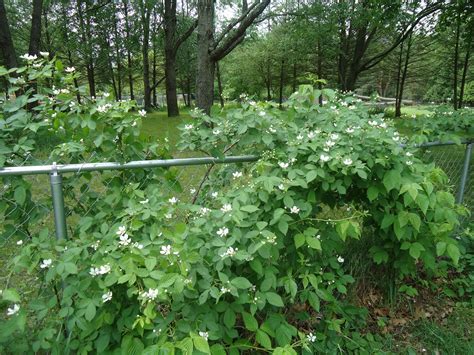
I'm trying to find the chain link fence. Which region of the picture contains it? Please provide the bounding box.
[415,141,473,225]
[0,141,472,301]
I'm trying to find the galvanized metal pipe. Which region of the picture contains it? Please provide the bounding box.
[400,139,472,148]
[0,155,259,176]
[456,143,473,204]
[49,163,67,240]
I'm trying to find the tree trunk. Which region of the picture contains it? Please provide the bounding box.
[43,6,52,55]
[292,62,297,93]
[113,6,122,100]
[186,76,192,107]
[77,0,96,97]
[153,46,157,107]
[61,3,81,103]
[123,1,134,100]
[0,0,18,69]
[28,0,43,55]
[394,41,404,117]
[317,38,323,106]
[107,39,119,99]
[396,34,412,117]
[278,59,285,108]
[453,12,461,110]
[216,61,224,108]
[196,0,215,115]
[26,0,43,109]
[164,0,180,116]
[165,51,180,115]
[196,0,269,114]
[266,59,271,100]
[459,36,472,108]
[140,1,152,111]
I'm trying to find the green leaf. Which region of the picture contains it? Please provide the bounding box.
[192,332,210,354]
[64,262,78,275]
[383,170,401,192]
[14,186,26,205]
[121,337,144,355]
[224,308,236,328]
[176,337,194,354]
[242,311,258,331]
[4,95,28,112]
[381,214,395,229]
[231,277,253,289]
[273,346,298,355]
[367,186,379,202]
[210,344,226,355]
[371,247,389,264]
[436,241,447,256]
[256,329,272,349]
[306,170,318,183]
[145,258,157,271]
[409,242,425,259]
[241,205,259,213]
[447,244,460,265]
[294,233,305,249]
[84,302,96,321]
[306,236,321,250]
[278,220,288,235]
[266,292,284,307]
[95,334,110,353]
[408,213,421,232]
[308,291,320,312]
[2,288,20,302]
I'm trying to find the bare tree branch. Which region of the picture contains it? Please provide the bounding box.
[175,19,198,51]
[214,1,258,46]
[211,0,270,62]
[360,2,443,72]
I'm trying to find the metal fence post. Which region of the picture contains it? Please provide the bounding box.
[50,162,67,240]
[456,143,473,204]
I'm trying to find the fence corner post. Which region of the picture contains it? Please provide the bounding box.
[50,162,67,240]
[456,142,473,204]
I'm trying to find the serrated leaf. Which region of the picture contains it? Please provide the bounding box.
[2,288,20,302]
[242,311,258,331]
[231,277,252,289]
[409,242,425,259]
[192,332,210,354]
[294,233,305,249]
[367,186,379,202]
[306,170,317,183]
[266,292,284,307]
[383,170,401,192]
[447,244,460,265]
[14,186,26,205]
[436,241,447,256]
[256,329,272,349]
[306,236,321,250]
[145,258,157,271]
[223,308,236,328]
[241,205,259,213]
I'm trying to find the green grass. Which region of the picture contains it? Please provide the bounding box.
[140,109,192,150]
[384,307,474,354]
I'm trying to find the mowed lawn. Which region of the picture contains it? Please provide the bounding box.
[140,110,192,150]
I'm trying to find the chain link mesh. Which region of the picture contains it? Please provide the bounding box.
[417,143,473,226]
[0,142,472,308]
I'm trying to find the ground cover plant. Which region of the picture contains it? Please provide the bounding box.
[1,58,472,353]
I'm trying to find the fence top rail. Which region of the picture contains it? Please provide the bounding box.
[0,139,472,177]
[0,155,259,177]
[401,139,472,148]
